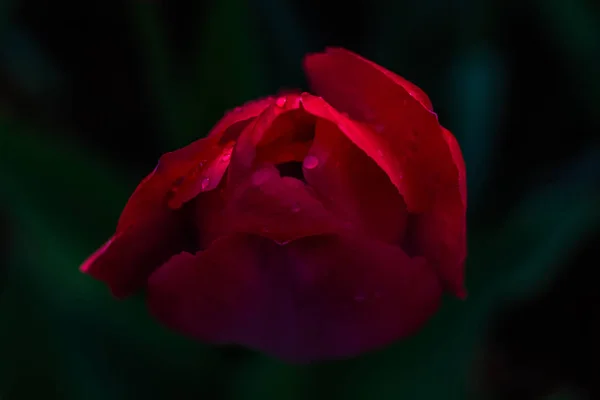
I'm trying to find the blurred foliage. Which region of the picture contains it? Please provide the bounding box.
[1,0,599,399]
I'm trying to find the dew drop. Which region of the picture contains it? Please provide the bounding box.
[221,151,231,162]
[276,96,287,107]
[200,177,210,190]
[303,155,319,170]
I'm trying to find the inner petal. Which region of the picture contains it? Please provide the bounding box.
[223,165,341,243]
[302,119,408,245]
[227,104,316,191]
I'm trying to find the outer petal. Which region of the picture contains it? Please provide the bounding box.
[207,97,276,140]
[147,233,442,363]
[81,98,273,296]
[303,49,467,296]
[406,127,467,297]
[315,48,434,112]
[80,213,193,298]
[442,127,467,207]
[303,119,408,244]
[303,48,459,213]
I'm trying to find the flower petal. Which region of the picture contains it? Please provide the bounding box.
[302,51,467,295]
[303,119,408,244]
[224,165,340,242]
[80,212,194,298]
[147,233,442,363]
[117,98,273,230]
[207,97,276,140]
[442,126,467,207]
[406,127,467,297]
[82,98,273,296]
[226,94,310,187]
[310,48,433,111]
[303,49,459,214]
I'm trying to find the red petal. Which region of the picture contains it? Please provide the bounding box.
[442,127,467,207]
[407,127,467,297]
[303,119,408,244]
[117,98,273,230]
[302,50,467,296]
[82,98,273,296]
[80,212,191,298]
[257,141,312,165]
[224,165,340,242]
[207,97,276,140]
[226,94,308,187]
[312,48,433,111]
[165,139,234,210]
[303,49,458,214]
[147,233,442,363]
[192,184,229,250]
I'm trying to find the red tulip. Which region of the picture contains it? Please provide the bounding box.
[81,48,467,363]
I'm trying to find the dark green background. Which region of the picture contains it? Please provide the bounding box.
[1,1,599,399]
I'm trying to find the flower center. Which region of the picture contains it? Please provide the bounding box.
[276,161,306,182]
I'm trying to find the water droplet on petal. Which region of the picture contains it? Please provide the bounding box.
[200,177,210,190]
[303,155,319,170]
[275,239,291,246]
[221,150,231,162]
[276,96,287,107]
